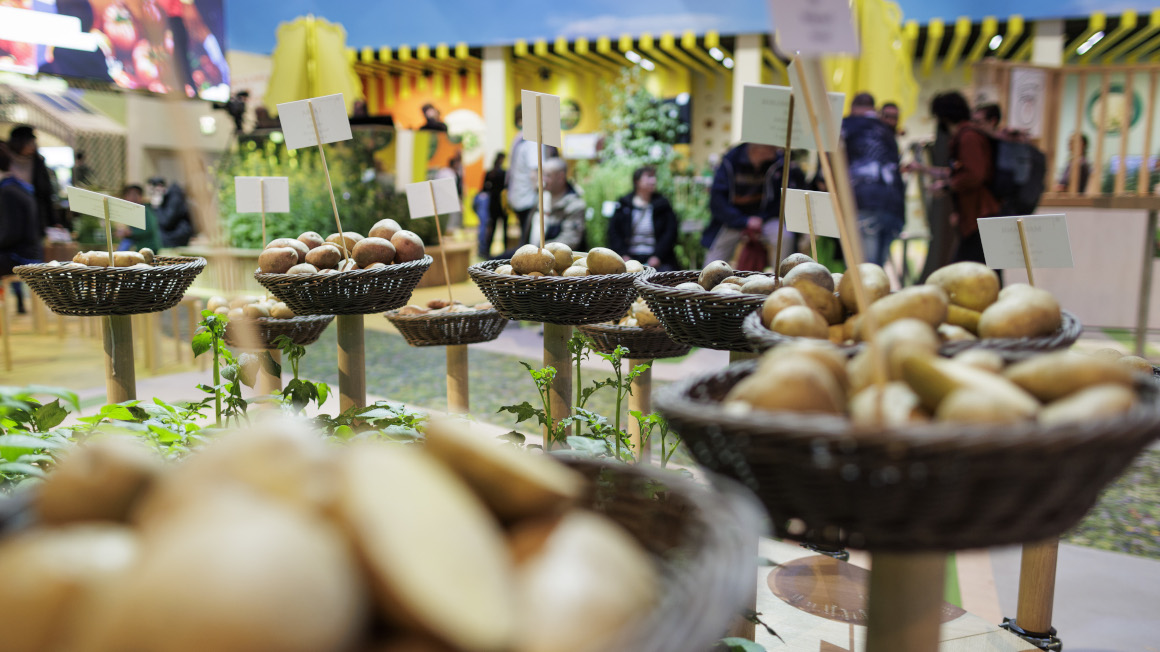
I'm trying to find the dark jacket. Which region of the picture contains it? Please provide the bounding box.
[841,114,904,220]
[483,167,507,220]
[702,145,804,248]
[608,192,679,268]
[0,177,44,274]
[30,153,60,230]
[949,125,1000,236]
[156,184,194,247]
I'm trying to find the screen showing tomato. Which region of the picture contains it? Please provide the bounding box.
[0,0,229,101]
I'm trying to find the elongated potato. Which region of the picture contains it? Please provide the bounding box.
[36,437,162,525]
[936,387,1037,423]
[946,305,982,334]
[770,305,829,339]
[977,286,1061,339]
[1004,351,1133,402]
[849,382,926,426]
[1039,384,1137,425]
[902,355,1040,414]
[794,281,844,325]
[926,262,1000,311]
[726,354,844,413]
[855,285,948,339]
[837,263,890,313]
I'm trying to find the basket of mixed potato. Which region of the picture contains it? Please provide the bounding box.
[385,299,508,347]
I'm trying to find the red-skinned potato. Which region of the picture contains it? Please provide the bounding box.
[258,247,299,274]
[326,232,363,253]
[267,238,309,264]
[297,231,325,250]
[391,230,426,263]
[353,237,396,267]
[306,244,343,269]
[369,219,403,241]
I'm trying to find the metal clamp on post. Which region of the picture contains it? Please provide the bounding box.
[999,618,1063,651]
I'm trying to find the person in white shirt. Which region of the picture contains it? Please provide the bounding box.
[506,105,553,248]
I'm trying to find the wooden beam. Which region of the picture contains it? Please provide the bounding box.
[966,17,999,65]
[995,15,1024,58]
[922,19,945,77]
[661,32,715,75]
[1138,70,1157,196]
[1104,9,1160,62]
[943,17,972,71]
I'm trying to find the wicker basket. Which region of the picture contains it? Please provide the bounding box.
[655,360,1160,552]
[634,271,766,352]
[577,323,692,360]
[14,256,206,316]
[223,315,334,349]
[254,256,432,316]
[384,308,509,347]
[741,310,860,356]
[467,259,652,325]
[560,458,765,652]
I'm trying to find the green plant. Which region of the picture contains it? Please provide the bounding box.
[191,311,268,426]
[0,386,76,488]
[579,344,651,461]
[498,363,570,448]
[631,411,679,468]
[271,335,330,415]
[314,401,427,443]
[73,397,212,458]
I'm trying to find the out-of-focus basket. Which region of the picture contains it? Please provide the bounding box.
[634,271,766,352]
[741,310,860,356]
[467,259,652,325]
[254,256,432,316]
[560,458,765,652]
[14,256,206,316]
[577,323,692,360]
[655,360,1160,551]
[223,315,334,348]
[384,309,509,347]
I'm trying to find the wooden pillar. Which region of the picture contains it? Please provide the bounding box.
[103,315,136,403]
[1016,539,1059,634]
[337,314,366,411]
[1137,209,1157,356]
[627,360,651,462]
[257,349,282,395]
[171,306,183,364]
[447,344,469,414]
[0,284,11,371]
[866,552,947,652]
[543,323,572,449]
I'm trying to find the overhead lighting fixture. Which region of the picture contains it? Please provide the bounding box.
[640,59,655,71]
[675,92,690,106]
[989,34,1002,50]
[0,7,99,50]
[1076,31,1104,55]
[624,50,642,63]
[709,47,725,61]
[723,57,734,69]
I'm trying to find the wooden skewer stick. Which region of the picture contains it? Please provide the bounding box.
[774,95,795,277]
[260,179,268,302]
[1017,218,1035,287]
[102,198,113,268]
[804,191,819,259]
[536,95,546,249]
[428,182,455,305]
[308,100,350,262]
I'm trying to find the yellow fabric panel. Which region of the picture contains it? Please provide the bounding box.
[822,0,918,124]
[265,16,365,116]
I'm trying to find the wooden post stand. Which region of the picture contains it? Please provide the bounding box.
[1016,539,1058,634]
[730,350,757,363]
[337,314,366,411]
[626,359,650,462]
[103,315,136,403]
[1136,208,1158,357]
[447,344,469,414]
[866,552,946,652]
[543,323,572,449]
[257,349,282,395]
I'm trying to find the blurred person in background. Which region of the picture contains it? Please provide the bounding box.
[477,152,509,257]
[148,177,194,247]
[528,158,586,251]
[1056,133,1091,193]
[880,101,902,135]
[7,125,60,231]
[608,166,679,271]
[421,104,448,132]
[702,143,801,266]
[72,151,95,188]
[972,103,1002,134]
[507,105,547,249]
[115,185,163,252]
[436,152,464,230]
[0,145,43,313]
[842,93,905,267]
[930,91,999,265]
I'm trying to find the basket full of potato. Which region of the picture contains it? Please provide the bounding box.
[0,418,762,652]
[14,249,206,317]
[208,295,335,348]
[468,244,652,325]
[656,324,1160,551]
[385,300,508,347]
[744,257,1081,360]
[577,298,692,361]
[253,220,432,315]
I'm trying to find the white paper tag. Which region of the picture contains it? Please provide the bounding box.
[786,62,845,151]
[235,177,290,213]
[768,0,860,55]
[66,186,145,229]
[405,177,461,219]
[784,189,841,238]
[521,90,563,148]
[276,93,353,150]
[740,83,845,151]
[977,214,1074,269]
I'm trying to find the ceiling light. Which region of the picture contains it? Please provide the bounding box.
[1076,31,1104,55]
[640,59,655,71]
[989,34,1002,50]
[709,47,724,61]
[723,57,734,69]
[624,50,642,63]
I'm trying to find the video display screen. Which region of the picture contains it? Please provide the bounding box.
[0,0,229,101]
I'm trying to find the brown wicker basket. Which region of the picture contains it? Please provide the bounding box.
[559,458,765,652]
[741,310,860,356]
[577,323,692,360]
[384,308,509,347]
[655,360,1160,552]
[14,256,206,317]
[222,315,334,349]
[634,271,766,352]
[467,259,652,326]
[254,256,432,316]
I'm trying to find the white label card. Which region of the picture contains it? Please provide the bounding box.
[521,90,563,148]
[66,186,145,229]
[784,189,841,238]
[768,0,860,55]
[235,177,290,213]
[977,214,1074,269]
[740,83,845,151]
[786,62,846,151]
[276,94,353,150]
[405,178,461,219]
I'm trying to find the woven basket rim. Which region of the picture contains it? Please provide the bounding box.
[577,322,671,335]
[383,307,504,322]
[253,254,433,281]
[633,270,770,306]
[14,255,206,276]
[468,258,653,285]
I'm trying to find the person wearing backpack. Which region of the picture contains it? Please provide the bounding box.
[930,92,1000,265]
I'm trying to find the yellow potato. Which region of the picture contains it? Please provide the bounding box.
[935,388,1037,424]
[543,242,573,274]
[937,323,976,342]
[837,263,890,313]
[698,260,733,289]
[855,285,948,339]
[36,437,162,526]
[511,245,555,275]
[761,287,808,329]
[946,304,982,334]
[726,355,844,413]
[925,262,1000,311]
[585,247,627,275]
[849,382,927,426]
[902,355,1040,414]
[1039,384,1137,425]
[1004,352,1134,402]
[757,341,849,391]
[794,281,844,325]
[783,262,835,292]
[952,349,1005,374]
[778,252,815,278]
[770,305,830,339]
[1117,355,1154,375]
[977,287,1061,339]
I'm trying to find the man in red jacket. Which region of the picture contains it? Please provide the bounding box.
[930,92,1000,265]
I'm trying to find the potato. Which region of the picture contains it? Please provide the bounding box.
[902,355,1040,415]
[936,388,1037,424]
[837,263,890,313]
[297,231,326,250]
[206,296,229,313]
[977,287,1061,339]
[369,219,403,241]
[227,307,245,321]
[1090,347,1124,362]
[270,303,295,319]
[726,354,844,413]
[288,263,319,275]
[1039,384,1137,425]
[543,242,573,274]
[494,264,515,275]
[353,237,397,268]
[778,252,814,278]
[783,262,835,292]
[831,272,843,287]
[633,302,660,327]
[721,275,748,286]
[849,382,926,426]
[998,282,1041,301]
[335,445,515,651]
[398,305,429,315]
[761,287,807,328]
[368,636,460,652]
[85,251,110,266]
[711,284,741,294]
[561,266,587,277]
[926,262,1000,312]
[946,305,982,334]
[828,324,845,344]
[1004,352,1134,402]
[526,272,545,278]
[938,323,976,342]
[425,419,583,522]
[514,511,656,652]
[952,349,1005,374]
[571,256,588,268]
[511,245,555,275]
[698,260,733,289]
[1117,355,1153,375]
[624,259,645,274]
[876,318,942,378]
[741,276,778,295]
[243,303,270,319]
[113,251,145,267]
[758,341,848,391]
[586,247,627,275]
[229,295,258,309]
[794,281,844,325]
[0,524,138,652]
[258,247,299,274]
[138,248,155,264]
[855,285,948,339]
[326,231,364,253]
[770,305,829,339]
[267,238,309,263]
[675,281,705,291]
[391,230,427,263]
[306,243,343,269]
[36,437,161,526]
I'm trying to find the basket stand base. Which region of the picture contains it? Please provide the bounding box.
[800,542,850,562]
[337,315,366,411]
[543,323,572,449]
[999,619,1062,651]
[447,344,469,414]
[103,315,136,403]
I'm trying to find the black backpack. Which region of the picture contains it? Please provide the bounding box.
[985,132,1046,216]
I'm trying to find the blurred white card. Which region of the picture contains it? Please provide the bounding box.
[66,186,145,229]
[784,189,840,238]
[277,94,353,150]
[977,214,1074,269]
[235,177,290,213]
[521,90,562,147]
[768,0,860,55]
[405,178,461,218]
[786,62,845,151]
[740,83,844,151]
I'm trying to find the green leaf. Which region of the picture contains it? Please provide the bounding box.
[0,433,63,452]
[19,385,80,412]
[498,402,541,424]
[565,436,610,457]
[32,400,69,432]
[147,423,183,444]
[333,425,355,440]
[0,462,45,478]
[259,351,282,378]
[719,638,767,652]
[191,330,213,357]
[314,382,329,406]
[499,431,526,446]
